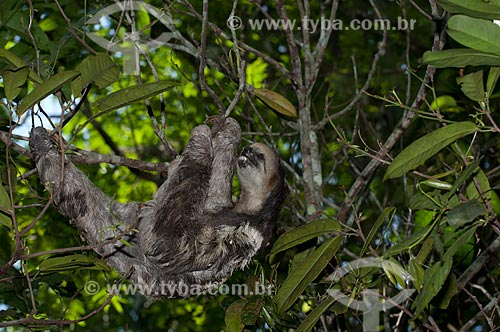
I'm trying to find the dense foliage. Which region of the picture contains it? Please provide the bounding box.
[0,0,499,331]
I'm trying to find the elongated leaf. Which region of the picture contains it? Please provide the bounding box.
[275,236,342,314]
[384,217,439,257]
[39,254,108,273]
[225,299,246,332]
[17,70,80,116]
[3,66,29,102]
[448,15,500,56]
[408,258,425,291]
[270,219,341,263]
[296,297,336,332]
[443,162,479,201]
[456,70,485,102]
[444,225,479,260]
[360,207,395,256]
[94,81,178,112]
[0,49,43,84]
[253,88,297,118]
[72,53,119,97]
[487,67,500,97]
[413,258,453,316]
[447,201,486,227]
[423,49,500,68]
[382,258,412,288]
[0,186,12,228]
[384,122,477,180]
[438,273,457,309]
[438,0,500,20]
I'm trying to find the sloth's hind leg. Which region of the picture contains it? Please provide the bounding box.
[29,127,140,274]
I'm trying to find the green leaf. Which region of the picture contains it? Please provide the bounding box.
[448,15,500,56]
[360,207,395,256]
[94,81,178,112]
[438,273,457,309]
[456,70,485,102]
[17,70,80,116]
[466,170,491,201]
[275,236,342,314]
[72,53,119,97]
[225,299,246,332]
[430,95,458,111]
[384,122,477,180]
[0,49,43,84]
[438,0,500,20]
[382,258,412,288]
[447,201,487,227]
[486,67,500,97]
[240,297,263,326]
[39,254,108,273]
[443,162,479,201]
[270,219,341,263]
[413,258,453,316]
[408,258,425,291]
[384,218,439,257]
[444,225,479,260]
[253,88,297,118]
[296,297,336,332]
[3,66,29,102]
[423,49,500,68]
[0,186,12,228]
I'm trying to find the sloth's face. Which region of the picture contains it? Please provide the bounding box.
[237,143,280,195]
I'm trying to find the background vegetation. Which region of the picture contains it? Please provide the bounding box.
[0,0,499,331]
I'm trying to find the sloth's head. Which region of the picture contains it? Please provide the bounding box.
[236,143,283,212]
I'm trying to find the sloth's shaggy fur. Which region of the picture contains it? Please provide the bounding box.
[30,118,286,297]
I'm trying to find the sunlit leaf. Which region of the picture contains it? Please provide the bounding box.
[384,122,477,180]
[94,81,178,112]
[430,95,458,112]
[17,70,80,116]
[72,53,119,97]
[253,88,297,117]
[275,236,342,314]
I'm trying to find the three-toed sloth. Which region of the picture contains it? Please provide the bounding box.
[30,118,287,297]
